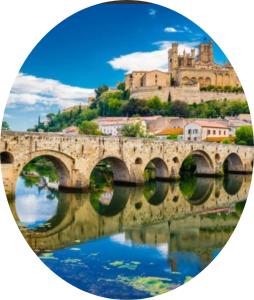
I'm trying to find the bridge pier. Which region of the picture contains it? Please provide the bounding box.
[1,164,17,199]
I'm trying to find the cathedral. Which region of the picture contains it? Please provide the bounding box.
[125,41,240,92]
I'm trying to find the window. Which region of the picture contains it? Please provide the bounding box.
[224,130,226,135]
[188,129,191,134]
[188,137,191,141]
[208,129,211,135]
[213,130,216,135]
[219,130,221,135]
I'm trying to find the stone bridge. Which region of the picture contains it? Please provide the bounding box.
[1,131,253,195]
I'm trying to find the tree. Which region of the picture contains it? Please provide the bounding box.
[95,85,109,99]
[120,122,145,137]
[235,125,253,146]
[80,108,99,121]
[222,138,232,144]
[117,82,125,91]
[147,96,163,112]
[79,121,101,135]
[170,100,189,117]
[123,98,149,116]
[46,113,55,121]
[2,120,10,131]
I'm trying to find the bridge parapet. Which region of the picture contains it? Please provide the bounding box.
[1,131,253,195]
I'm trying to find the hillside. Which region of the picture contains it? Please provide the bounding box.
[29,84,249,133]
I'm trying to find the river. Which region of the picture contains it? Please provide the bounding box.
[9,173,251,299]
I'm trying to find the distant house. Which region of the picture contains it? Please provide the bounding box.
[238,114,251,123]
[227,119,250,136]
[95,117,147,136]
[62,126,79,134]
[184,120,229,142]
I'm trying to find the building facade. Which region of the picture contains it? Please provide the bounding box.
[125,41,242,103]
[169,42,240,88]
[184,120,229,142]
[95,117,147,136]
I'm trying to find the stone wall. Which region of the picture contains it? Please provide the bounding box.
[130,86,246,104]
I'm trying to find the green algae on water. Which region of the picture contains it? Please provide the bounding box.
[116,275,177,296]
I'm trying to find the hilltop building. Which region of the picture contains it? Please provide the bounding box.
[125,41,245,104]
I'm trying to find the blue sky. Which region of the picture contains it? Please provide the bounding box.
[5,2,229,131]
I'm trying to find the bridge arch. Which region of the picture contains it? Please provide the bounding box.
[144,157,169,181]
[17,150,74,189]
[180,150,214,176]
[89,156,131,185]
[0,151,14,164]
[223,153,244,173]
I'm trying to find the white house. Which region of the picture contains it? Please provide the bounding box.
[95,117,147,136]
[184,120,229,142]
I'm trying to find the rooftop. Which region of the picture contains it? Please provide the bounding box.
[156,128,183,136]
[189,120,229,129]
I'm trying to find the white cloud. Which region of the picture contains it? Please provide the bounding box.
[8,73,95,110]
[164,25,192,34]
[148,8,157,16]
[164,27,177,33]
[15,192,58,225]
[108,49,169,73]
[108,41,199,73]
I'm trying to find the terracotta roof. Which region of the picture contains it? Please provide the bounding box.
[190,120,229,129]
[156,128,183,135]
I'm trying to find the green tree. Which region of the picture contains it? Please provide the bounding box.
[166,134,178,140]
[117,82,125,91]
[95,85,109,99]
[2,120,10,131]
[170,100,189,117]
[222,138,232,144]
[79,120,101,135]
[80,108,99,121]
[123,98,149,116]
[235,125,253,146]
[147,96,163,112]
[46,113,55,121]
[120,122,145,137]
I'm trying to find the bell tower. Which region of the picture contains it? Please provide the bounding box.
[168,43,179,79]
[199,41,213,64]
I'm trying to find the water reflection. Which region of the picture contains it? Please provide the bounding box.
[144,181,169,206]
[11,174,250,299]
[91,186,131,216]
[223,174,243,195]
[180,177,214,205]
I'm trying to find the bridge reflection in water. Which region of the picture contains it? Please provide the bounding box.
[9,174,251,299]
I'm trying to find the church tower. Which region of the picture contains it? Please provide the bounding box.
[168,43,179,79]
[198,41,213,64]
